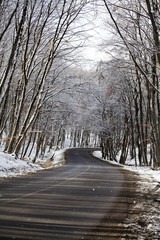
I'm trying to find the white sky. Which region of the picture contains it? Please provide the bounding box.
[79,2,112,68]
[66,2,113,70]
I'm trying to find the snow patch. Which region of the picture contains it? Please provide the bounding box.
[93,150,160,185]
[0,152,43,178]
[92,150,160,238]
[53,149,66,166]
[0,148,66,179]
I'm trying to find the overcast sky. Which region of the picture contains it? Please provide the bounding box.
[80,2,112,69]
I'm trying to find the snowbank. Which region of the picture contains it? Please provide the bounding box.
[0,152,43,178]
[0,149,66,178]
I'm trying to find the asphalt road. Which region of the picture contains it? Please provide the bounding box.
[0,148,139,240]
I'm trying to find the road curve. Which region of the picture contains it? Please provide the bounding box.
[0,148,139,240]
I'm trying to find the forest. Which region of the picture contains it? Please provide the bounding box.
[0,0,160,168]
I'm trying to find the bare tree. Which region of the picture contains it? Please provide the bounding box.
[100,0,160,167]
[0,0,89,160]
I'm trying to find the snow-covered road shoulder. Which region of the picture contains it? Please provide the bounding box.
[0,149,66,178]
[93,150,160,190]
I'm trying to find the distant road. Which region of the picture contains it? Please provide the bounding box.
[0,148,139,240]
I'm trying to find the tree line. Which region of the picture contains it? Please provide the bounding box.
[0,0,160,169]
[99,0,160,168]
[0,0,90,161]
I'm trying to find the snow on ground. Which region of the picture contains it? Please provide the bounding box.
[0,147,160,237]
[0,149,66,178]
[93,150,160,192]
